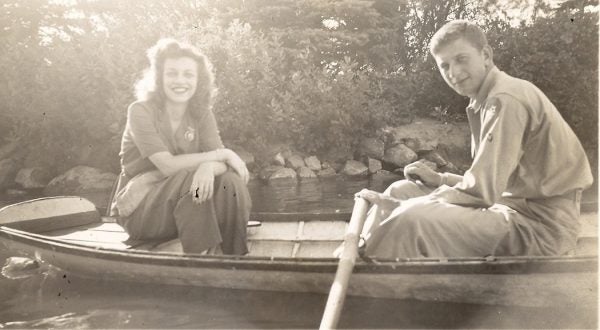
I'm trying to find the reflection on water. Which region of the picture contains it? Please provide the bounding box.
[247,176,395,213]
[0,261,596,329]
[0,178,598,328]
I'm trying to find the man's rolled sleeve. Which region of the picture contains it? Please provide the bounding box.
[432,94,530,207]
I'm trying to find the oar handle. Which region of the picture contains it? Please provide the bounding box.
[320,197,369,330]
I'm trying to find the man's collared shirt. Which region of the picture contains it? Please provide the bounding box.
[432,66,593,210]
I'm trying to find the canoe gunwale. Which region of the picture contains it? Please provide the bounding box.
[1,225,596,275]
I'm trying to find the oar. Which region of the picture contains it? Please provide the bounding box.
[320,197,369,330]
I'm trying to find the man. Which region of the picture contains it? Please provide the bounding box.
[356,20,593,258]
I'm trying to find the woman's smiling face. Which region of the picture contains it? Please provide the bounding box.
[433,38,492,98]
[162,56,198,105]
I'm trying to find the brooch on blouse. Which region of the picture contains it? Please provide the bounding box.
[184,126,196,142]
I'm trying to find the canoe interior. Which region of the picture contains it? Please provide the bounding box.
[4,211,597,258]
[26,216,346,258]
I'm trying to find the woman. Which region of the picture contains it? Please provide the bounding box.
[111,38,251,255]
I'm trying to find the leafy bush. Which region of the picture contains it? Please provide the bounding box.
[0,0,596,174]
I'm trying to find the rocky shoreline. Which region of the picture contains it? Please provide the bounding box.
[0,119,472,209]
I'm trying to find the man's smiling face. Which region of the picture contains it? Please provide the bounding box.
[433,38,493,98]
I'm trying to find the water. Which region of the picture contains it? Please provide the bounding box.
[0,178,598,328]
[246,176,394,213]
[0,260,596,329]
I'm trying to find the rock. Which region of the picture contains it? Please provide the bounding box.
[341,160,368,177]
[304,156,321,171]
[272,153,286,166]
[421,149,467,175]
[44,166,116,195]
[297,167,317,179]
[259,165,285,181]
[0,158,21,190]
[43,166,117,209]
[417,159,438,171]
[322,161,344,172]
[320,148,353,169]
[385,118,470,155]
[368,158,382,174]
[15,167,53,189]
[269,168,297,180]
[357,138,385,160]
[317,168,337,178]
[382,144,418,168]
[286,154,306,169]
[439,161,461,174]
[372,169,402,181]
[421,150,448,167]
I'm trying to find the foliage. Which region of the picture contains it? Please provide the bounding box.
[0,0,597,173]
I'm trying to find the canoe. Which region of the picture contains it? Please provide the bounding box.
[0,196,597,308]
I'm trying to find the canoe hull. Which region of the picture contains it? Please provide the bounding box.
[1,228,596,308]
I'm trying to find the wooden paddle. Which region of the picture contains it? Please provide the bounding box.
[319,197,369,330]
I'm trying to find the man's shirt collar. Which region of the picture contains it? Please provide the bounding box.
[467,66,500,113]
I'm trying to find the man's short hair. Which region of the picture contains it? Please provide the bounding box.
[429,20,488,55]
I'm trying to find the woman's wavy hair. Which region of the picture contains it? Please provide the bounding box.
[134,38,217,120]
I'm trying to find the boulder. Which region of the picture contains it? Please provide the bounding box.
[385,118,470,155]
[382,144,418,168]
[372,169,402,181]
[419,150,462,174]
[439,161,462,174]
[44,166,116,195]
[420,150,448,167]
[367,158,382,174]
[286,154,306,169]
[317,168,337,178]
[259,165,285,181]
[0,158,21,190]
[15,167,54,189]
[322,161,344,172]
[304,156,322,171]
[357,138,385,160]
[272,153,286,166]
[269,168,297,181]
[297,167,317,179]
[341,160,368,177]
[43,166,117,209]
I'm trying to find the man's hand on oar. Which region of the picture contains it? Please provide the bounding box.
[333,190,401,259]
